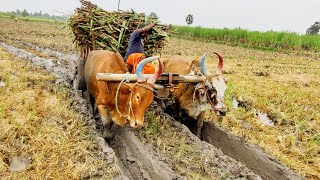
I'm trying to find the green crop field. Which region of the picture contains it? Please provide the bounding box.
[174,26,320,52]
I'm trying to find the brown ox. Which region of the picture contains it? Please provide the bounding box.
[85,50,163,138]
[163,52,227,137]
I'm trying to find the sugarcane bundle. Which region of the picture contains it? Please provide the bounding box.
[69,0,172,59]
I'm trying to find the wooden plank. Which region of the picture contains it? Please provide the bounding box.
[96,73,205,83]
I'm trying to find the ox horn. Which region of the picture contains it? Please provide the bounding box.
[147,58,164,85]
[200,52,224,76]
[200,53,211,77]
[136,56,160,82]
[213,52,223,74]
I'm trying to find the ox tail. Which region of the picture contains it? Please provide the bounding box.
[75,46,91,91]
[80,46,91,61]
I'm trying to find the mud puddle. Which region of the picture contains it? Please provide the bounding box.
[233,98,275,127]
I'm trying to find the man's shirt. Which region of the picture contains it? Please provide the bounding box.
[124,30,144,62]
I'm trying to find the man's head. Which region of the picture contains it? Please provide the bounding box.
[126,53,146,73]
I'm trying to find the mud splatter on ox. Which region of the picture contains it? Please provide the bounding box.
[84,50,163,138]
[163,52,227,137]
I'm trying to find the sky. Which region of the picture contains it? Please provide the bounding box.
[1,0,319,34]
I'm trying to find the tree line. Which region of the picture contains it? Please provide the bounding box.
[0,9,68,21]
[1,9,318,35]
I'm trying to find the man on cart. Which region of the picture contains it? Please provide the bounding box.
[124,22,157,74]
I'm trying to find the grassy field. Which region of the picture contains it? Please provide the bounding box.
[174,26,320,52]
[0,13,66,24]
[0,17,319,178]
[162,38,320,178]
[0,18,72,53]
[0,49,115,178]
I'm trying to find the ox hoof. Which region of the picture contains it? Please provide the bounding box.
[102,130,114,140]
[196,131,202,139]
[94,114,101,120]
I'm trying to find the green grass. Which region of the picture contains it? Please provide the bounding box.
[0,13,66,24]
[174,26,320,52]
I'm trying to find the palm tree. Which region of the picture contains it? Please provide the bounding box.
[186,14,194,26]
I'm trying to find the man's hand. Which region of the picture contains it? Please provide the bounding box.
[139,22,157,34]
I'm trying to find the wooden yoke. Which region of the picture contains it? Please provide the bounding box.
[96,73,205,84]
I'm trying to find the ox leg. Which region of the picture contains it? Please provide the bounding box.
[160,100,166,110]
[83,91,95,118]
[97,105,113,139]
[196,113,205,139]
[174,97,181,119]
[196,120,203,139]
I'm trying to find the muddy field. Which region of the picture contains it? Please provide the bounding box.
[0,39,304,180]
[0,18,319,179]
[0,40,262,179]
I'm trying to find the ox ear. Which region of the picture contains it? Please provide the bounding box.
[189,64,202,76]
[191,59,201,67]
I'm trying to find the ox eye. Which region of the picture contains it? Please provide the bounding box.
[136,95,140,100]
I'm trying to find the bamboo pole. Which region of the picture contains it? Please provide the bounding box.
[96,73,206,83]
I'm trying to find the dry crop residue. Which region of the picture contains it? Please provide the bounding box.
[0,49,116,179]
[0,39,261,179]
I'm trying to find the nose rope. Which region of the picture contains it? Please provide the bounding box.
[206,92,216,108]
[193,83,206,105]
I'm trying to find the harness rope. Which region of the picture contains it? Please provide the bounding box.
[115,78,131,118]
[206,92,216,108]
[193,83,206,105]
[154,83,190,100]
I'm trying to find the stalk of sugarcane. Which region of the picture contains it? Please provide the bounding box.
[69,0,172,59]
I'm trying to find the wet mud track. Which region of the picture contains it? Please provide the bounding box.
[0,41,302,180]
[109,127,181,180]
[172,109,302,180]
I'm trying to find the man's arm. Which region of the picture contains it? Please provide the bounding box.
[138,22,157,34]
